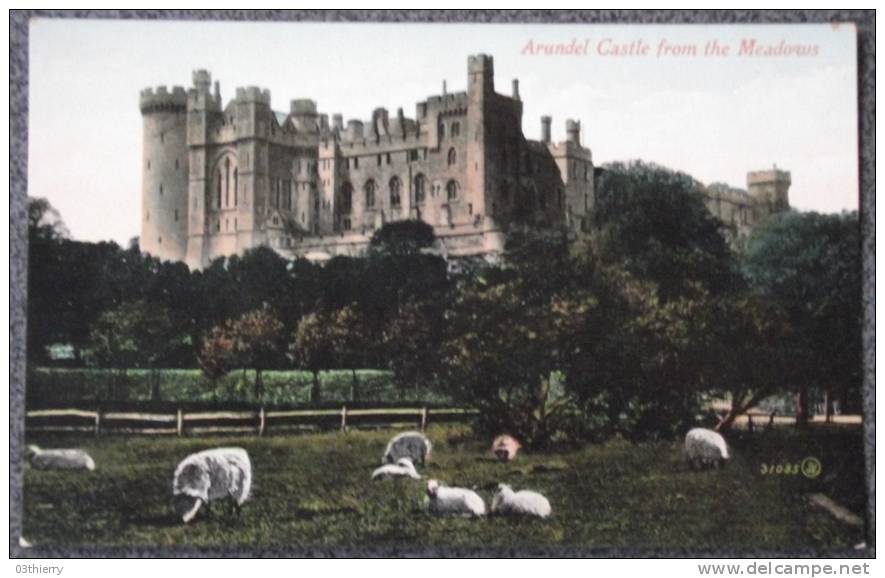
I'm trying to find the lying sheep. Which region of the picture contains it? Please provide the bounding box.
[372,457,421,480]
[491,483,552,518]
[172,447,252,523]
[25,445,95,471]
[425,479,486,517]
[684,428,730,469]
[382,431,432,466]
[491,434,522,462]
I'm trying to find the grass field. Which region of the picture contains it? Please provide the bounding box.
[22,425,865,553]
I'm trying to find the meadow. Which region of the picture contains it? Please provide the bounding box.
[22,425,865,553]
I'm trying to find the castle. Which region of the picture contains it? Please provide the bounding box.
[140,54,789,269]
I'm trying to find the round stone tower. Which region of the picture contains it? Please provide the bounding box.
[140,85,189,261]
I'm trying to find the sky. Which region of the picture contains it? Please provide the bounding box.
[29,19,858,244]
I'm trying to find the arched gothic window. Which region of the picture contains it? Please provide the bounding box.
[365,180,376,208]
[451,121,461,137]
[414,174,426,204]
[389,177,401,207]
[216,169,223,208]
[447,147,457,166]
[224,158,231,207]
[234,169,239,206]
[340,182,353,213]
[446,180,459,201]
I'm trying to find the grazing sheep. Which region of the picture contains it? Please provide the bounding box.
[19,537,32,548]
[372,457,421,480]
[382,431,432,466]
[491,434,522,462]
[491,483,552,518]
[684,428,730,469]
[25,445,95,471]
[172,447,252,523]
[425,479,486,517]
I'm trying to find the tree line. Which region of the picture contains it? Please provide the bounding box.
[27,161,862,444]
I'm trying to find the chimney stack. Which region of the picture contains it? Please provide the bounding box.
[541,116,552,144]
[566,119,580,145]
[512,79,520,100]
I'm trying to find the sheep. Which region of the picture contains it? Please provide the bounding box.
[25,444,95,471]
[382,431,432,467]
[491,483,552,518]
[372,457,421,480]
[684,427,730,469]
[172,447,252,523]
[425,479,486,517]
[491,434,522,462]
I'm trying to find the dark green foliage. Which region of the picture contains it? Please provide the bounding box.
[369,219,436,257]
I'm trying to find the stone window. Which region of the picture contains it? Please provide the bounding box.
[224,157,232,207]
[354,156,360,169]
[234,169,239,207]
[389,177,401,207]
[159,183,164,195]
[386,152,392,165]
[409,150,419,162]
[414,174,426,204]
[377,155,382,166]
[365,180,376,208]
[174,209,179,222]
[451,121,461,137]
[175,158,179,170]
[447,148,457,166]
[340,182,353,213]
[446,180,459,201]
[160,132,165,144]
[439,122,446,139]
[343,217,352,231]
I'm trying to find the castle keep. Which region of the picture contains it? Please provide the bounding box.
[140,54,789,268]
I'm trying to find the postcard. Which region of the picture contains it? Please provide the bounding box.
[13,14,869,557]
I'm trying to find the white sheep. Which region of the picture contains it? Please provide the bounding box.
[491,483,552,518]
[382,431,432,466]
[491,434,522,462]
[425,479,486,517]
[684,427,730,469]
[372,457,421,480]
[26,444,95,471]
[172,447,252,523]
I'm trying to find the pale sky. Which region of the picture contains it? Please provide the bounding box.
[29,19,858,244]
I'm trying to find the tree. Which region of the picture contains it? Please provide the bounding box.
[743,211,862,425]
[327,305,372,402]
[291,312,335,404]
[228,304,285,401]
[28,197,69,243]
[87,301,181,400]
[369,220,436,257]
[197,325,236,401]
[384,299,446,398]
[592,161,739,301]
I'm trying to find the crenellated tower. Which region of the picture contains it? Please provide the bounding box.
[140,85,189,261]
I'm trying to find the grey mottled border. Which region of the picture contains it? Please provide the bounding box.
[8,9,876,559]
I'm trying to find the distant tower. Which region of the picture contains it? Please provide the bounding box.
[139,84,189,261]
[747,166,791,218]
[467,54,494,217]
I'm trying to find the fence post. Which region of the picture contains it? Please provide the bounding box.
[176,409,183,437]
[340,405,347,432]
[258,407,266,437]
[94,409,101,438]
[420,407,428,432]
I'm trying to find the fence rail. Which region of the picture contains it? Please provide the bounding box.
[25,406,480,437]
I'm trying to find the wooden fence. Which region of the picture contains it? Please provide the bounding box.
[25,406,479,437]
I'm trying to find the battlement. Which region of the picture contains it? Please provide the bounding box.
[468,53,494,73]
[747,168,791,186]
[290,99,317,115]
[235,86,271,105]
[139,86,188,113]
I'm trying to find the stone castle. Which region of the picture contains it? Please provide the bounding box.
[140,54,789,268]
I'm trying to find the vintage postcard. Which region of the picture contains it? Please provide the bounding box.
[13,13,870,558]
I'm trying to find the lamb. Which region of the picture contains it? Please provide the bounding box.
[491,434,522,462]
[684,427,730,469]
[371,457,421,480]
[172,447,252,523]
[425,479,486,516]
[25,444,95,471]
[491,483,552,518]
[382,431,432,466]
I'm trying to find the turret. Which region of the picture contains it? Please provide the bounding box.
[512,79,520,101]
[139,84,190,262]
[747,166,791,215]
[468,54,495,97]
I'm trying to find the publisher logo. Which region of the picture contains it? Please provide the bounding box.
[801,456,823,479]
